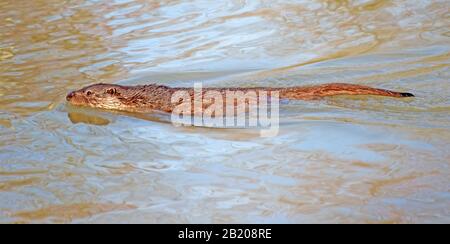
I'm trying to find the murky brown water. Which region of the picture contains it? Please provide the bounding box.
[1,0,449,223]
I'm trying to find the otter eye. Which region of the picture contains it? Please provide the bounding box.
[106,88,117,95]
[86,90,93,96]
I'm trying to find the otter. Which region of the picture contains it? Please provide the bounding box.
[66,83,414,114]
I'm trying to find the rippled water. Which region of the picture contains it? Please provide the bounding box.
[0,0,449,223]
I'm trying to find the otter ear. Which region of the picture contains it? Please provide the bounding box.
[106,88,117,95]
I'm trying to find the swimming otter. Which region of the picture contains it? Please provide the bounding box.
[66,83,414,113]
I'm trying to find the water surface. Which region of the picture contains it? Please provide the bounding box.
[0,0,449,223]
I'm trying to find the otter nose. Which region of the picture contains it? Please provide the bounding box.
[66,91,75,101]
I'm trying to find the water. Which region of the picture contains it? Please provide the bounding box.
[0,0,449,223]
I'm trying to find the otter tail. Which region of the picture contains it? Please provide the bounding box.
[280,83,414,100]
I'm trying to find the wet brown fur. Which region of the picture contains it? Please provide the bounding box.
[66,83,414,113]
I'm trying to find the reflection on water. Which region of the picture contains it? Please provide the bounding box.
[0,0,449,223]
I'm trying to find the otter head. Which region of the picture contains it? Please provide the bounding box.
[66,83,128,111]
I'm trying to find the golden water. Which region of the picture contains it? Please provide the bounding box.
[0,0,449,223]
